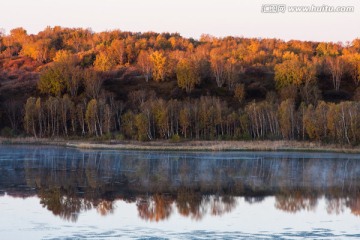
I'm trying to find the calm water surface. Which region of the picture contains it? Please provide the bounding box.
[1,145,360,239]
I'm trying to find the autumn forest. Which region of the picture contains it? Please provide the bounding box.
[0,26,360,144]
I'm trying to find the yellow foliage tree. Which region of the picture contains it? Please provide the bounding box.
[38,65,65,96]
[150,51,167,82]
[344,53,360,85]
[94,51,116,71]
[176,58,200,93]
[137,50,152,82]
[234,84,245,103]
[134,113,148,141]
[85,99,98,136]
[274,58,316,89]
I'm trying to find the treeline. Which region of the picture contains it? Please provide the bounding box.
[20,93,360,144]
[0,26,360,144]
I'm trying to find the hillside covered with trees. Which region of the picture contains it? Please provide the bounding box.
[0,26,360,144]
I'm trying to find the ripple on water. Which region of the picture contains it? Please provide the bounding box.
[41,228,360,240]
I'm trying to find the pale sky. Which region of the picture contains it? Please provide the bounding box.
[1,0,359,42]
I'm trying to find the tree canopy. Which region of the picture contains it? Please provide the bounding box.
[0,26,359,144]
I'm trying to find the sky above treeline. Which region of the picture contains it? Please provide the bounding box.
[1,0,359,43]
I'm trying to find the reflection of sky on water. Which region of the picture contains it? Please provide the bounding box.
[1,195,360,240]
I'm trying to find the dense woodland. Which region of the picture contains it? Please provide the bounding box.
[0,26,360,144]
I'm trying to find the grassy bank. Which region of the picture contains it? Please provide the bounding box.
[1,137,360,153]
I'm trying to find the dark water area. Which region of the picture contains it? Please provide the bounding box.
[1,145,360,239]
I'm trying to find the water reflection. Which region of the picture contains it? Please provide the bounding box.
[1,145,360,222]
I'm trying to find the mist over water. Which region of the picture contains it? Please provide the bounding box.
[1,145,360,239]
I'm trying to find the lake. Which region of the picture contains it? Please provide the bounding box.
[0,145,360,239]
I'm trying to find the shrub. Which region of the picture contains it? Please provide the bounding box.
[171,134,181,142]
[1,127,15,138]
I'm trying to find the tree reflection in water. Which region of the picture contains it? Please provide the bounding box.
[176,188,204,220]
[96,200,115,216]
[39,188,92,222]
[347,197,360,216]
[326,196,346,215]
[137,194,173,222]
[275,191,318,213]
[2,145,360,221]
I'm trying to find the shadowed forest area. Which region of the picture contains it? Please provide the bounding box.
[0,27,360,144]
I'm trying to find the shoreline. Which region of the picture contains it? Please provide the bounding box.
[1,137,360,153]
